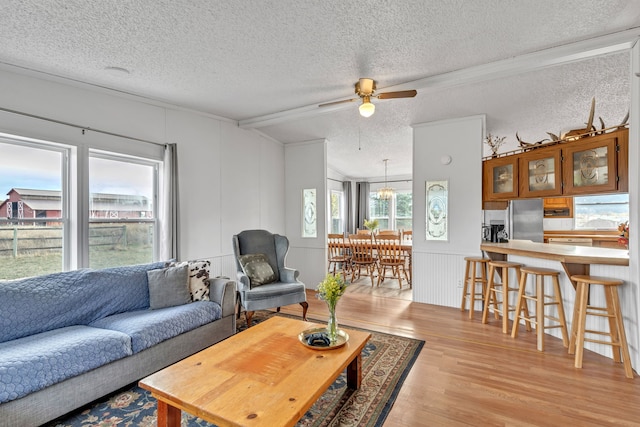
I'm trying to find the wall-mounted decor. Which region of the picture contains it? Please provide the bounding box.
[302,188,317,238]
[426,180,448,241]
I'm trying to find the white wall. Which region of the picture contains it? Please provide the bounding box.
[0,68,285,279]
[285,139,327,289]
[411,115,485,305]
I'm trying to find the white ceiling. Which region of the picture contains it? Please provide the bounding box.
[0,1,639,179]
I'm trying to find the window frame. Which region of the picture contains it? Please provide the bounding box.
[0,131,166,278]
[368,190,413,232]
[573,194,629,230]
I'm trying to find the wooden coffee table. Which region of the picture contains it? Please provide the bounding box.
[139,316,371,427]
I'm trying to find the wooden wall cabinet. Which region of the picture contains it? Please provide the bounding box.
[482,128,628,204]
[519,149,562,198]
[543,197,573,218]
[483,155,518,201]
[563,136,618,195]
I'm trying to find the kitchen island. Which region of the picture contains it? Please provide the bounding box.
[481,239,628,287]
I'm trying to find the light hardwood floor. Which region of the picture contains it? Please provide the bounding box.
[279,288,640,426]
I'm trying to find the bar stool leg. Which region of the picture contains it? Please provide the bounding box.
[609,286,634,378]
[461,260,471,312]
[511,271,527,339]
[603,287,622,363]
[572,282,589,368]
[482,264,500,323]
[535,273,545,351]
[552,275,569,347]
[503,266,524,334]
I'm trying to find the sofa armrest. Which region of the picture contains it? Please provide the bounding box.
[207,278,237,318]
[279,267,299,283]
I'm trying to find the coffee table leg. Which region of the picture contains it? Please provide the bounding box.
[157,400,181,427]
[346,353,362,389]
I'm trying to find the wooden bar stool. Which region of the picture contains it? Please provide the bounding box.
[511,267,569,351]
[568,275,633,379]
[482,260,525,333]
[460,257,489,319]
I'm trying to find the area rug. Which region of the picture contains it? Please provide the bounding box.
[45,311,424,427]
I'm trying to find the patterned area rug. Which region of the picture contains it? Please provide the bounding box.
[46,311,424,427]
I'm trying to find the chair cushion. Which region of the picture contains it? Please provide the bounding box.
[238,253,277,286]
[147,264,190,309]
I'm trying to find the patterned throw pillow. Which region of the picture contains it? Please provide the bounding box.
[238,253,277,287]
[165,259,211,301]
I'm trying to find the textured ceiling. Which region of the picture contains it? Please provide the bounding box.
[0,1,639,178]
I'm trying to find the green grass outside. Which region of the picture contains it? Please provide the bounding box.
[0,245,153,280]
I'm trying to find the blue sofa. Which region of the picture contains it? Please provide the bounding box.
[0,261,236,427]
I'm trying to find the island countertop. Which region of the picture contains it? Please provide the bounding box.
[481,240,628,285]
[481,239,629,267]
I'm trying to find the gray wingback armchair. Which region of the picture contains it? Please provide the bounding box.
[232,229,308,327]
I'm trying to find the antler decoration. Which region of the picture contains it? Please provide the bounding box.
[513,98,627,153]
[516,132,548,150]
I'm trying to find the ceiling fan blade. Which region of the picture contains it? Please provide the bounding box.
[376,90,417,100]
[319,98,358,107]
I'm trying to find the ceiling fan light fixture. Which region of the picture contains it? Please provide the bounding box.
[359,96,375,118]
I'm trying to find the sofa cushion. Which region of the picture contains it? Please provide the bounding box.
[89,301,222,353]
[238,253,277,286]
[147,264,190,309]
[0,325,132,404]
[0,261,165,344]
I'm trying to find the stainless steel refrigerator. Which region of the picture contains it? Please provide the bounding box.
[507,199,544,242]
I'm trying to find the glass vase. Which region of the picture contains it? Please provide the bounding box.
[326,301,338,344]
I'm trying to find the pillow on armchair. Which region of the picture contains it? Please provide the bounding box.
[238,253,277,286]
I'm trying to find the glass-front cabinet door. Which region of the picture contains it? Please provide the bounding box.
[518,148,562,198]
[563,136,617,195]
[483,156,519,201]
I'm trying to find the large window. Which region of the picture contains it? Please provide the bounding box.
[574,194,629,230]
[0,134,164,280]
[89,153,158,268]
[369,190,412,231]
[0,138,67,279]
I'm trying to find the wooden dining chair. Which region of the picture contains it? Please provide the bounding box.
[348,234,377,286]
[327,233,351,277]
[375,235,409,289]
[356,228,372,236]
[377,229,401,239]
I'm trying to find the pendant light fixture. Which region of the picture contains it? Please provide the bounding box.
[378,159,394,200]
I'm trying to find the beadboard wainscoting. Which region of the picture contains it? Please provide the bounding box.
[412,251,474,308]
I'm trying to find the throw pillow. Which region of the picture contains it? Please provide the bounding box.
[165,259,211,301]
[238,253,277,286]
[147,264,190,309]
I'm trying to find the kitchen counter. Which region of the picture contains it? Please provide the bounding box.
[481,239,628,287]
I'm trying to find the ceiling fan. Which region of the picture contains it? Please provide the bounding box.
[319,78,417,117]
